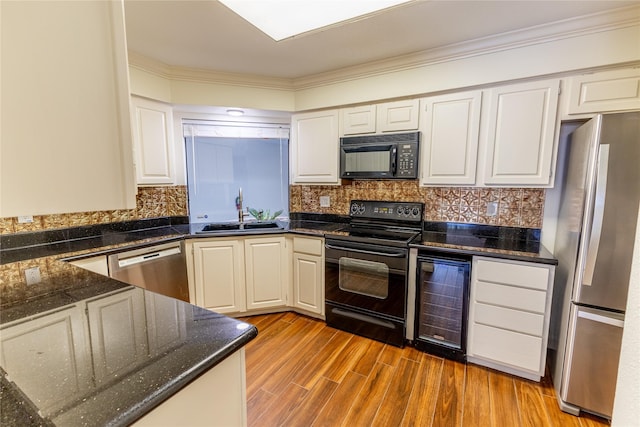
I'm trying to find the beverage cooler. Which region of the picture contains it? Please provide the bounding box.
[407,249,471,361]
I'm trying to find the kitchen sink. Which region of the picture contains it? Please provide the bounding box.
[201,223,242,232]
[242,222,280,229]
[198,221,282,233]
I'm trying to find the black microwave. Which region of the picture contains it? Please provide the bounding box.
[340,131,420,179]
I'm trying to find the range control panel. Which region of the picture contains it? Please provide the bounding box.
[349,200,424,222]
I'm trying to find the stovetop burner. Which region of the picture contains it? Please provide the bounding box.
[331,200,424,247]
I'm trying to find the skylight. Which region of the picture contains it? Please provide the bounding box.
[219,0,413,41]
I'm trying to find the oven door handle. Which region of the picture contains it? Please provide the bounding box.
[325,244,406,258]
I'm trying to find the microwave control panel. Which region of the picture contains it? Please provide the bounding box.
[397,143,418,178]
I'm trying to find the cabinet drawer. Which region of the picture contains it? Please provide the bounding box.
[475,259,549,291]
[473,302,544,336]
[470,323,543,373]
[475,281,546,313]
[293,237,323,256]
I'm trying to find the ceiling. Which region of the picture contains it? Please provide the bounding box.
[124,0,637,80]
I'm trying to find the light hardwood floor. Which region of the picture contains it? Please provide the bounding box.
[239,312,609,427]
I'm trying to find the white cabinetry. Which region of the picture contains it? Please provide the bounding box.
[290,110,340,184]
[0,1,136,216]
[0,305,92,416]
[340,99,419,135]
[482,79,560,186]
[189,239,246,314]
[187,235,288,315]
[86,287,148,383]
[565,68,640,115]
[341,105,377,135]
[376,99,420,133]
[291,236,325,318]
[131,97,176,185]
[132,349,248,427]
[419,91,482,185]
[467,257,555,381]
[244,236,288,310]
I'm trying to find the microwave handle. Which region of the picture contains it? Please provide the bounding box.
[390,146,397,175]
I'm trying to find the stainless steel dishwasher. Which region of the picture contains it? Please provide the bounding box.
[108,241,189,302]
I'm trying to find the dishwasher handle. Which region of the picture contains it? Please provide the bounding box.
[116,246,182,268]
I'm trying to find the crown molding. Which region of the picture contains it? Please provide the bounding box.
[293,4,640,89]
[128,51,295,91]
[128,4,640,92]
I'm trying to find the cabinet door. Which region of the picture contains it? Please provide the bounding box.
[290,110,340,184]
[567,68,640,115]
[341,105,376,135]
[86,287,148,383]
[131,97,175,185]
[292,253,324,316]
[244,236,288,310]
[377,99,420,132]
[467,257,555,380]
[0,1,136,216]
[483,79,560,186]
[420,91,481,185]
[0,305,92,416]
[192,239,246,314]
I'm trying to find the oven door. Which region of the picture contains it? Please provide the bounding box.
[325,239,407,320]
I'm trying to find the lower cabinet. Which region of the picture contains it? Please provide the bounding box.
[132,348,248,427]
[244,236,288,310]
[466,256,555,381]
[190,238,246,314]
[291,236,325,317]
[187,235,288,315]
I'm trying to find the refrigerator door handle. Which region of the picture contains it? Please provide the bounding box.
[577,309,624,328]
[582,144,609,287]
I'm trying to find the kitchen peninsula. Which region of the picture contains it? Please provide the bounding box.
[0,219,257,426]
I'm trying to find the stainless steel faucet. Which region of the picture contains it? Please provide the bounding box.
[237,187,249,223]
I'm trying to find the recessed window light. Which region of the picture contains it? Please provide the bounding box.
[219,0,412,41]
[226,109,245,116]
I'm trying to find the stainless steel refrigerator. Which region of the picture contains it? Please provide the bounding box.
[550,111,640,419]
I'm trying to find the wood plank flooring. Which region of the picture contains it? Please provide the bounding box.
[239,312,609,427]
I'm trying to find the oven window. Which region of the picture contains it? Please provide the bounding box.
[344,150,390,173]
[338,257,389,299]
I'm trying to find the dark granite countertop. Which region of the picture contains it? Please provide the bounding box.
[0,269,257,426]
[410,222,557,265]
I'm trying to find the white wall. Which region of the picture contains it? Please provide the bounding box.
[612,204,640,426]
[128,8,640,113]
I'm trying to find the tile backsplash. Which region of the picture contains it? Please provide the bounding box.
[1,182,545,235]
[290,181,545,228]
[0,186,188,235]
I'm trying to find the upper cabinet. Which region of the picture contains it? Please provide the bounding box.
[419,91,482,185]
[341,105,377,135]
[131,97,176,186]
[376,99,420,133]
[341,99,419,135]
[290,110,340,185]
[0,1,136,217]
[565,68,640,116]
[482,79,560,186]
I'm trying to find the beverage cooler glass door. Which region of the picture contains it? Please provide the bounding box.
[415,255,470,360]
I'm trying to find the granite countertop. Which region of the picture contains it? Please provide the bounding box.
[410,222,557,265]
[0,268,257,426]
